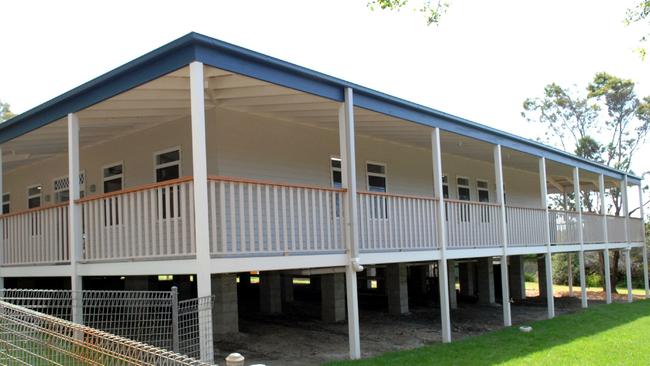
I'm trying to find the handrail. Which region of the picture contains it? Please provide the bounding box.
[358,190,438,201]
[444,198,501,207]
[208,175,347,193]
[76,176,194,204]
[0,202,68,219]
[582,211,603,217]
[504,204,547,212]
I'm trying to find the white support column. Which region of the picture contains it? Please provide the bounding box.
[68,113,83,324]
[539,158,555,318]
[189,61,214,362]
[639,184,649,299]
[562,189,573,297]
[599,174,612,304]
[493,145,511,326]
[338,87,361,360]
[431,128,451,343]
[573,167,587,308]
[621,176,633,303]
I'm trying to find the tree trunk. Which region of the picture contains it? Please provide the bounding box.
[598,252,606,290]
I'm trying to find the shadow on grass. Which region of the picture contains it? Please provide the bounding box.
[324,300,650,366]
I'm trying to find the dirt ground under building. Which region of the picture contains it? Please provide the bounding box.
[213,287,630,366]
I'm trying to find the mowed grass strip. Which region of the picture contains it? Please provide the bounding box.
[325,300,650,366]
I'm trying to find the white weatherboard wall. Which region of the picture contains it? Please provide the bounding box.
[4,107,542,213]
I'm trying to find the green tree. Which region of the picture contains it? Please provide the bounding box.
[0,101,14,123]
[523,73,650,292]
[367,0,450,26]
[625,1,650,59]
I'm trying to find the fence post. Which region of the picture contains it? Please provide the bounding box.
[171,286,180,353]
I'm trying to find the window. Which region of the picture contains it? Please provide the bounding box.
[477,179,491,223]
[456,177,470,201]
[155,148,181,219]
[103,163,123,193]
[27,185,42,209]
[366,163,386,193]
[53,172,87,203]
[477,180,490,203]
[155,148,181,182]
[103,163,124,226]
[367,162,387,219]
[330,157,342,188]
[456,177,470,222]
[2,193,9,214]
[442,175,449,199]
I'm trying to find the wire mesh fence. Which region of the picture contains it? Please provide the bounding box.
[178,295,215,359]
[0,300,216,366]
[0,287,212,360]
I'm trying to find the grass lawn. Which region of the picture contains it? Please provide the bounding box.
[325,300,650,366]
[524,281,647,297]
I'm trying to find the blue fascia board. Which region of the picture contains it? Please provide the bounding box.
[0,32,641,184]
[0,34,197,144]
[193,35,344,101]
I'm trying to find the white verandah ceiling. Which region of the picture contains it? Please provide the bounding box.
[2,65,614,192]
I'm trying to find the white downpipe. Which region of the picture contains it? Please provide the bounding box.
[339,87,361,360]
[622,177,632,303]
[539,157,554,318]
[68,113,83,324]
[494,145,511,326]
[431,128,451,343]
[573,167,587,308]
[599,174,612,304]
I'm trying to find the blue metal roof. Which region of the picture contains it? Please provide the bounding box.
[1,32,641,184]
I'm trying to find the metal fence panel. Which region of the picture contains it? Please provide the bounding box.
[0,300,215,366]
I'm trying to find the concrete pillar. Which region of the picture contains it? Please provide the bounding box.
[508,256,526,300]
[448,260,457,309]
[321,273,346,322]
[477,257,495,305]
[538,256,547,301]
[459,262,476,297]
[260,272,282,314]
[281,274,294,303]
[124,276,150,291]
[212,273,239,336]
[386,263,409,315]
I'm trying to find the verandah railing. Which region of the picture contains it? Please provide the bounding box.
[79,177,196,261]
[1,204,69,265]
[0,177,642,265]
[207,176,347,256]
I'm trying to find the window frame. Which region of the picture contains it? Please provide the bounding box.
[52,171,87,203]
[2,192,10,214]
[102,161,125,194]
[153,146,182,183]
[329,155,342,188]
[27,184,43,209]
[365,161,387,193]
[442,173,449,199]
[456,175,471,201]
[476,178,490,203]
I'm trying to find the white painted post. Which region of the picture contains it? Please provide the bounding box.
[563,189,573,297]
[539,158,555,318]
[493,145,511,326]
[338,87,361,360]
[622,177,633,303]
[431,128,451,343]
[573,167,587,308]
[599,174,612,304]
[68,113,83,324]
[639,183,649,299]
[189,61,215,362]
